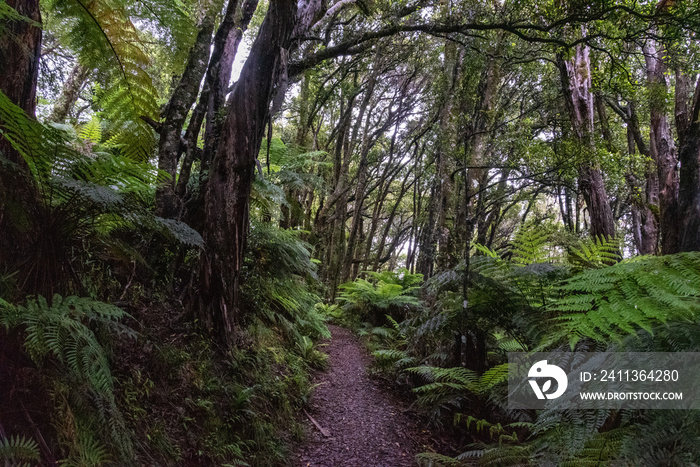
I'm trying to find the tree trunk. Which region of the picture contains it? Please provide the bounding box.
[47,62,90,123]
[556,43,616,242]
[644,40,679,254]
[373,169,413,271]
[0,0,41,146]
[466,55,500,250]
[629,102,659,255]
[155,4,217,218]
[177,0,259,223]
[0,0,42,274]
[416,180,438,278]
[676,76,700,251]
[201,0,259,173]
[195,0,324,346]
[417,39,460,278]
[605,95,658,254]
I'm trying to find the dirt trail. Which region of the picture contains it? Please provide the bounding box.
[295,325,431,467]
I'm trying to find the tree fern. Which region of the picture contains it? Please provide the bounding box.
[77,115,102,143]
[244,222,329,354]
[250,177,289,220]
[127,0,198,67]
[408,363,508,399]
[57,429,111,467]
[0,89,51,167]
[260,138,330,190]
[510,224,552,265]
[45,0,159,161]
[1,90,202,296]
[400,231,700,464]
[478,444,532,466]
[552,252,700,347]
[619,410,700,465]
[372,348,416,370]
[567,235,622,271]
[338,273,422,323]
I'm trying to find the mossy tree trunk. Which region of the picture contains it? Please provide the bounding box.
[557,42,616,243]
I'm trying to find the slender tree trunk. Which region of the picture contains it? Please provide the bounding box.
[315,95,352,288]
[644,40,679,254]
[47,62,89,124]
[556,43,616,242]
[435,40,461,270]
[362,133,408,272]
[478,168,510,248]
[630,102,659,255]
[416,180,438,278]
[373,170,413,270]
[467,56,500,249]
[342,127,372,282]
[155,4,217,218]
[605,95,658,254]
[417,39,460,277]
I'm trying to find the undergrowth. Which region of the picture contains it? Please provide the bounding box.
[0,220,328,466]
[333,225,700,466]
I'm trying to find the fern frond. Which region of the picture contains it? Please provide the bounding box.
[619,410,700,465]
[0,90,61,172]
[77,115,102,143]
[477,363,509,392]
[58,429,111,466]
[568,235,622,270]
[479,444,531,466]
[510,225,551,265]
[46,0,159,161]
[0,435,40,466]
[151,216,204,248]
[251,177,289,220]
[1,295,134,461]
[553,252,700,346]
[127,0,197,64]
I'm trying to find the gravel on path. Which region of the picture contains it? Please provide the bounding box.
[295,325,432,467]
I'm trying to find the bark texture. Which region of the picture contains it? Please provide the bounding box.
[676,77,700,252]
[177,0,259,222]
[644,40,679,254]
[155,6,216,218]
[557,43,616,242]
[0,0,42,267]
[197,0,326,346]
[47,62,89,124]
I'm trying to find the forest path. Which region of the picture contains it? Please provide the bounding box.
[295,324,431,467]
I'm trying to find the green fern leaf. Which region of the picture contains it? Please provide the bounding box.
[0,435,40,465]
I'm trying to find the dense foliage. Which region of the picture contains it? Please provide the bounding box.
[345,229,700,465]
